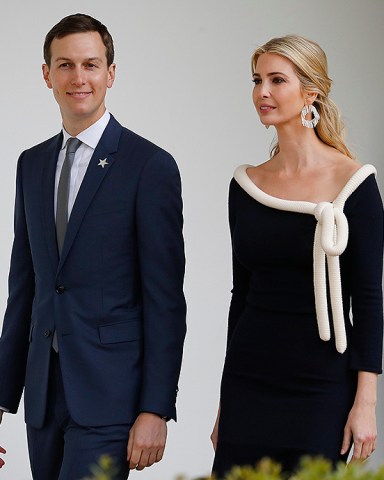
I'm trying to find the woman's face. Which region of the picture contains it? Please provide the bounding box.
[252,53,306,129]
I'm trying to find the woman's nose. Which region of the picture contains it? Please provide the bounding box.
[257,83,270,98]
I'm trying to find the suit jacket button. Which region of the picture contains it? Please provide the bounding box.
[44,330,52,338]
[56,285,65,294]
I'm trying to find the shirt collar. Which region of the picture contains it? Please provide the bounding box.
[61,110,111,150]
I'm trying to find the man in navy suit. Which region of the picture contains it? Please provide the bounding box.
[0,13,186,479]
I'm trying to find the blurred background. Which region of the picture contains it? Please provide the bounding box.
[0,1,383,478]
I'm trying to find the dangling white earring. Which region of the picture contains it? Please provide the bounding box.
[301,104,320,128]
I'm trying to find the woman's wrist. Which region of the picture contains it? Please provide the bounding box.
[354,371,378,406]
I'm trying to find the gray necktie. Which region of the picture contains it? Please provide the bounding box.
[52,138,81,352]
[56,137,82,255]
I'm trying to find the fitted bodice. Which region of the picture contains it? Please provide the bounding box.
[233,164,377,353]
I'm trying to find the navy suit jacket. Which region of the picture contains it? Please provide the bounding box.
[0,115,186,428]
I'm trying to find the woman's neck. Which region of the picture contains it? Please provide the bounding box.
[272,125,327,172]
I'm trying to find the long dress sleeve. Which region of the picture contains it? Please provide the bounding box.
[227,179,251,349]
[343,174,384,372]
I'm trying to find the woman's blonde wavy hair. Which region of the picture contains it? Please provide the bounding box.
[252,34,353,159]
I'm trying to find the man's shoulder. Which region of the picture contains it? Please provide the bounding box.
[109,117,176,167]
[23,133,61,156]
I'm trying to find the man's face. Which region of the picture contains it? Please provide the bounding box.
[42,31,115,133]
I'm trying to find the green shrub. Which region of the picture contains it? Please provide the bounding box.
[184,457,384,480]
[84,455,384,480]
[82,454,120,480]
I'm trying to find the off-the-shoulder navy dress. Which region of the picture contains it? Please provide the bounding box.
[213,165,383,476]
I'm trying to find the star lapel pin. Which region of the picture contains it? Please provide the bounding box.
[97,158,109,169]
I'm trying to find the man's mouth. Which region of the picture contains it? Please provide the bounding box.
[67,92,92,97]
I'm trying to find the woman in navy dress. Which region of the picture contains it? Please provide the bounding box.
[211,35,383,477]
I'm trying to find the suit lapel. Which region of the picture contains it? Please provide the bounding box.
[43,133,62,270]
[57,116,123,271]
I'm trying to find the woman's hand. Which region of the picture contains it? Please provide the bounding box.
[341,371,377,461]
[210,405,221,451]
[341,401,376,460]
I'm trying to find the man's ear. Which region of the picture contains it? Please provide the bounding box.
[107,63,116,88]
[42,64,53,89]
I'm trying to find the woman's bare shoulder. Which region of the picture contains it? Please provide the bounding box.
[330,152,362,186]
[246,160,275,181]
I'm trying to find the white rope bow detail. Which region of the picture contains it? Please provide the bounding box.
[313,202,349,353]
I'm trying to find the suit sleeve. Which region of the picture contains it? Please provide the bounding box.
[227,179,251,349]
[136,150,186,421]
[0,153,35,412]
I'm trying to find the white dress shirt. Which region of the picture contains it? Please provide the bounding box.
[55,110,110,218]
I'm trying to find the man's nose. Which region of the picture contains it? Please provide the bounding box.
[71,67,86,86]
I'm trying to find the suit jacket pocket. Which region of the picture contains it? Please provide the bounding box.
[98,319,142,344]
[86,201,128,217]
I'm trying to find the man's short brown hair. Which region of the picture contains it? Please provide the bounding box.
[43,13,114,66]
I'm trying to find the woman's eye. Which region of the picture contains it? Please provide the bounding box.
[272,77,285,84]
[252,78,261,85]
